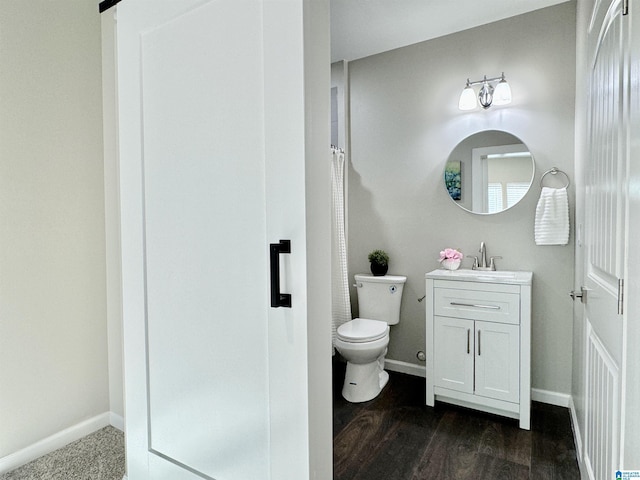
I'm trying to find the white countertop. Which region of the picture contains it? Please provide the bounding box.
[425,268,533,286]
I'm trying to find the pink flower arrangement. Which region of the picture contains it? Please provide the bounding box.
[439,248,463,262]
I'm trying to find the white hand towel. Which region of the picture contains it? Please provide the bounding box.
[535,187,570,245]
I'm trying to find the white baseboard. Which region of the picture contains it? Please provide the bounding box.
[531,388,571,407]
[384,359,426,377]
[0,412,111,474]
[110,412,125,432]
[383,365,573,409]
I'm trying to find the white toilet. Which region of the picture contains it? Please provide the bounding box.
[335,273,406,402]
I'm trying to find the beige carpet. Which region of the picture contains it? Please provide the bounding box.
[1,426,125,480]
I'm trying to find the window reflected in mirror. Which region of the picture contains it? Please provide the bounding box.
[444,131,535,215]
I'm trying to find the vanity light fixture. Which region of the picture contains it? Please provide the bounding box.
[458,72,512,110]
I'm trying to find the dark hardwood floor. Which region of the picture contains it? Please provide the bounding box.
[333,363,580,480]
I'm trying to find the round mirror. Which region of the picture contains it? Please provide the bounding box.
[444,130,535,214]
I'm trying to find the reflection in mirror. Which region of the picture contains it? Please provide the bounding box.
[444,131,534,214]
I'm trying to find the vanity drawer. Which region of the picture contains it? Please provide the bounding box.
[434,287,520,324]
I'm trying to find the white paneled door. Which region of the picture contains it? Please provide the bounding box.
[582,0,628,478]
[113,1,320,479]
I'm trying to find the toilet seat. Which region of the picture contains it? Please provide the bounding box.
[337,318,389,343]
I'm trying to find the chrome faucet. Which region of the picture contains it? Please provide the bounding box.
[472,242,502,271]
[479,241,487,269]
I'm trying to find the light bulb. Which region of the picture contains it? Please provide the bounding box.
[458,85,477,111]
[493,78,512,106]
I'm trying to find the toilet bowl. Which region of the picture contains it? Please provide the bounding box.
[335,273,406,403]
[335,318,390,403]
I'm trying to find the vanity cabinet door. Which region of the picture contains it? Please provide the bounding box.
[474,321,520,403]
[434,316,474,394]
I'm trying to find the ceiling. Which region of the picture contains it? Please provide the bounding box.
[330,0,571,63]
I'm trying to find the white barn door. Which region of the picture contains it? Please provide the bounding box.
[112,1,327,479]
[582,0,628,478]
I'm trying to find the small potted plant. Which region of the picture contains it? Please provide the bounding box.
[439,248,463,271]
[368,249,389,276]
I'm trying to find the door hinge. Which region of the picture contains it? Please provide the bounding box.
[618,278,624,314]
[624,0,629,16]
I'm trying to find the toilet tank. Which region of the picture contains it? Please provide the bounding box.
[354,274,407,325]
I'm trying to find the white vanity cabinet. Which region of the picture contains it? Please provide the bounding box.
[425,269,532,429]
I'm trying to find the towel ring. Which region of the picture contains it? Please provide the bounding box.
[540,167,570,189]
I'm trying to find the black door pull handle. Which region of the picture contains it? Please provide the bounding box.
[270,240,292,308]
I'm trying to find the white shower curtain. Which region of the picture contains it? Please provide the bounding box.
[331,148,351,353]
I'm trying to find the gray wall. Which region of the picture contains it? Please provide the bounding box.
[0,1,108,458]
[347,2,576,394]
